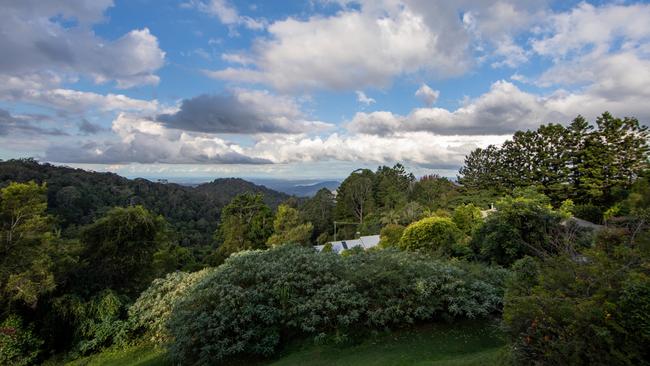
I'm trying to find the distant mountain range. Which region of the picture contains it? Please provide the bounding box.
[0,159,291,246]
[247,179,340,197]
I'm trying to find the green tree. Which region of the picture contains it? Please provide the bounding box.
[77,205,168,296]
[267,204,313,247]
[409,175,458,209]
[452,204,482,236]
[565,115,592,201]
[214,193,273,261]
[458,145,503,192]
[301,188,335,242]
[458,113,649,207]
[0,182,58,308]
[373,164,414,210]
[580,112,649,205]
[470,191,562,266]
[335,169,375,224]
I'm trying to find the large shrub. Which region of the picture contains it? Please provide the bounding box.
[470,195,563,266]
[168,245,506,364]
[0,315,43,366]
[52,290,130,356]
[378,224,405,248]
[503,228,650,365]
[398,216,463,256]
[452,204,483,235]
[128,268,214,343]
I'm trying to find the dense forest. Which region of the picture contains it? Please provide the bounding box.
[0,159,289,252]
[0,112,649,366]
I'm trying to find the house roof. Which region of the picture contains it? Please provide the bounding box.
[314,235,380,253]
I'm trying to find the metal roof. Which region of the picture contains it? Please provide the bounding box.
[314,235,380,253]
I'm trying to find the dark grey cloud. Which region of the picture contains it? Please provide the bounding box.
[0,108,68,136]
[157,92,331,134]
[157,94,276,133]
[78,119,105,135]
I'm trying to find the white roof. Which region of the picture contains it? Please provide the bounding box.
[314,235,380,253]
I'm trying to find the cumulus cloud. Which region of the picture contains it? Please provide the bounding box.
[157,89,332,134]
[0,109,67,136]
[0,1,165,89]
[414,84,439,106]
[531,2,650,59]
[0,73,159,114]
[206,3,467,91]
[250,132,509,170]
[356,91,376,106]
[206,0,552,91]
[42,108,509,170]
[350,81,555,135]
[45,114,272,164]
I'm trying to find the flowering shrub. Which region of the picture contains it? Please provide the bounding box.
[128,268,214,343]
[168,245,507,364]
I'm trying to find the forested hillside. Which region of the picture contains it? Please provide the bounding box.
[0,113,648,366]
[0,159,290,247]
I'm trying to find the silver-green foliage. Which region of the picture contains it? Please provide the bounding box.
[128,268,214,343]
[168,245,507,364]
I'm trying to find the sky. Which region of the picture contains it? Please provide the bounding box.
[1,0,649,180]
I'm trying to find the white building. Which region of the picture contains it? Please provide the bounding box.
[314,235,380,253]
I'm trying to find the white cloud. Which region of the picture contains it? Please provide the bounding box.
[356,91,376,106]
[0,3,165,89]
[349,78,650,137]
[206,4,466,91]
[0,73,159,114]
[221,53,255,65]
[414,84,439,106]
[532,2,650,59]
[45,113,271,164]
[204,0,556,91]
[188,0,265,30]
[250,132,509,169]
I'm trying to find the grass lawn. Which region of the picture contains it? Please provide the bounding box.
[64,320,506,366]
[64,344,171,366]
[269,320,507,366]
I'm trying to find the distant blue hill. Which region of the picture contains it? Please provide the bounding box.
[248,179,340,197]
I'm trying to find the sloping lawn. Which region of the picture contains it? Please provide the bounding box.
[270,320,506,366]
[64,344,170,366]
[64,320,506,366]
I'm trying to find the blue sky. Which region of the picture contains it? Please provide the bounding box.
[1,0,649,180]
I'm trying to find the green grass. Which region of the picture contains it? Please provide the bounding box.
[64,320,507,366]
[64,343,170,366]
[269,320,507,366]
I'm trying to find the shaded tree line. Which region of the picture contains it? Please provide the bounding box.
[459,112,649,208]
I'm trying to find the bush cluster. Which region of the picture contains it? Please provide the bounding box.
[127,268,214,343]
[0,315,43,366]
[503,228,650,365]
[168,245,507,364]
[398,216,464,256]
